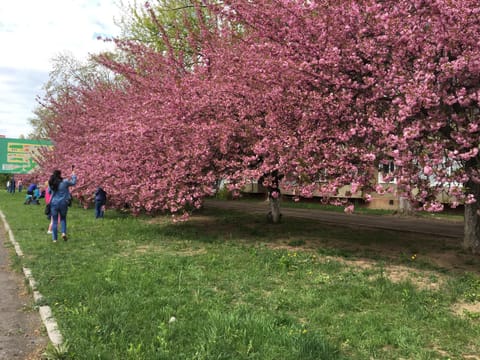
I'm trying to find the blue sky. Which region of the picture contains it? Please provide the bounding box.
[0,1,125,138]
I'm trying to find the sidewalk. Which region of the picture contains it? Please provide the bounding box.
[0,227,47,359]
[204,199,464,239]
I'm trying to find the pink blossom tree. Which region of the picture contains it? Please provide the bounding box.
[219,0,480,252]
[363,0,480,252]
[36,0,480,253]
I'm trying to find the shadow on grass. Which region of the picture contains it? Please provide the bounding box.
[139,207,479,274]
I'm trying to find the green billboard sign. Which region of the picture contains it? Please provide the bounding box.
[0,138,53,174]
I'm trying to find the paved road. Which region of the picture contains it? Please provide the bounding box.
[0,228,47,359]
[204,199,464,239]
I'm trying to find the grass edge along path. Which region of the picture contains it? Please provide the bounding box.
[0,191,479,359]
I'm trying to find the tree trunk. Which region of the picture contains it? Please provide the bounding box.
[463,180,480,255]
[398,196,413,215]
[263,170,283,223]
[268,197,282,223]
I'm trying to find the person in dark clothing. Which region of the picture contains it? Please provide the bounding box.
[94,187,107,219]
[8,177,15,194]
[26,183,37,195]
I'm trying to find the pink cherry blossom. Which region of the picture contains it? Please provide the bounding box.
[32,0,480,253]
[344,204,355,214]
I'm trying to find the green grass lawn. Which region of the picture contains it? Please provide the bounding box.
[1,191,479,359]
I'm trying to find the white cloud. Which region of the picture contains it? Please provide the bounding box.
[0,0,125,138]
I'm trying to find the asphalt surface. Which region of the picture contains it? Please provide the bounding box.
[0,227,47,359]
[204,199,464,239]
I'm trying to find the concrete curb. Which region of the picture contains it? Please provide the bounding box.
[0,211,64,348]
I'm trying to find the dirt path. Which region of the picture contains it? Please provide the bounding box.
[0,228,48,359]
[204,199,464,238]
